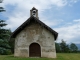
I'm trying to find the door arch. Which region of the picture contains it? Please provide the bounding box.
[29,43,41,57]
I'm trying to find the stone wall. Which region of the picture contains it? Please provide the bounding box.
[14,23,56,58]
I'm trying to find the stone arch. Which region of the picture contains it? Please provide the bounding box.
[29,43,41,57]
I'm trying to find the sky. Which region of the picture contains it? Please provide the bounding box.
[0,0,80,44]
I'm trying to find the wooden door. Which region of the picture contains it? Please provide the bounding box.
[29,43,41,57]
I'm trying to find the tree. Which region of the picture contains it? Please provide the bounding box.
[9,38,15,53]
[0,21,12,55]
[0,0,5,12]
[0,0,12,55]
[55,43,61,53]
[70,43,78,53]
[60,39,70,53]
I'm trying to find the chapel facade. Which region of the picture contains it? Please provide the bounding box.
[11,7,58,58]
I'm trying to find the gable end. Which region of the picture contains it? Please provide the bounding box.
[11,16,58,40]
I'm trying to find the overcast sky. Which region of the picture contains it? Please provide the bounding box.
[0,0,80,44]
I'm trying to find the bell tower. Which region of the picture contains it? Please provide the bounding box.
[30,7,39,19]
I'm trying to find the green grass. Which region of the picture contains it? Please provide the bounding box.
[0,53,80,60]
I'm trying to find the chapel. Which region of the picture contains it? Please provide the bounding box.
[11,7,58,58]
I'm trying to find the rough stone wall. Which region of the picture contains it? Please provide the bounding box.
[14,23,56,58]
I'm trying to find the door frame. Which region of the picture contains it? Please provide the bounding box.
[29,42,41,57]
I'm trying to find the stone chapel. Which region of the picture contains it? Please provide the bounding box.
[11,7,58,58]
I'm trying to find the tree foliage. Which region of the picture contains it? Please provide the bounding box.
[0,0,5,12]
[70,43,78,52]
[55,43,61,53]
[60,40,70,53]
[0,0,12,55]
[0,21,12,55]
[55,39,78,53]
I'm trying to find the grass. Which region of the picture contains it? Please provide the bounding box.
[0,53,80,60]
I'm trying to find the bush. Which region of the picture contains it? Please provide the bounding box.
[0,47,12,55]
[5,49,12,55]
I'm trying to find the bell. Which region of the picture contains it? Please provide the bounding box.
[33,10,36,13]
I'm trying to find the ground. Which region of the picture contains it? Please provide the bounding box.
[0,53,80,60]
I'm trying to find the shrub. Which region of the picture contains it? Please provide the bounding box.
[5,49,12,55]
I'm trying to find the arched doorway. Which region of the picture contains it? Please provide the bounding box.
[29,43,41,57]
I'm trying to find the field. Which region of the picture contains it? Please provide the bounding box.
[0,53,80,60]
